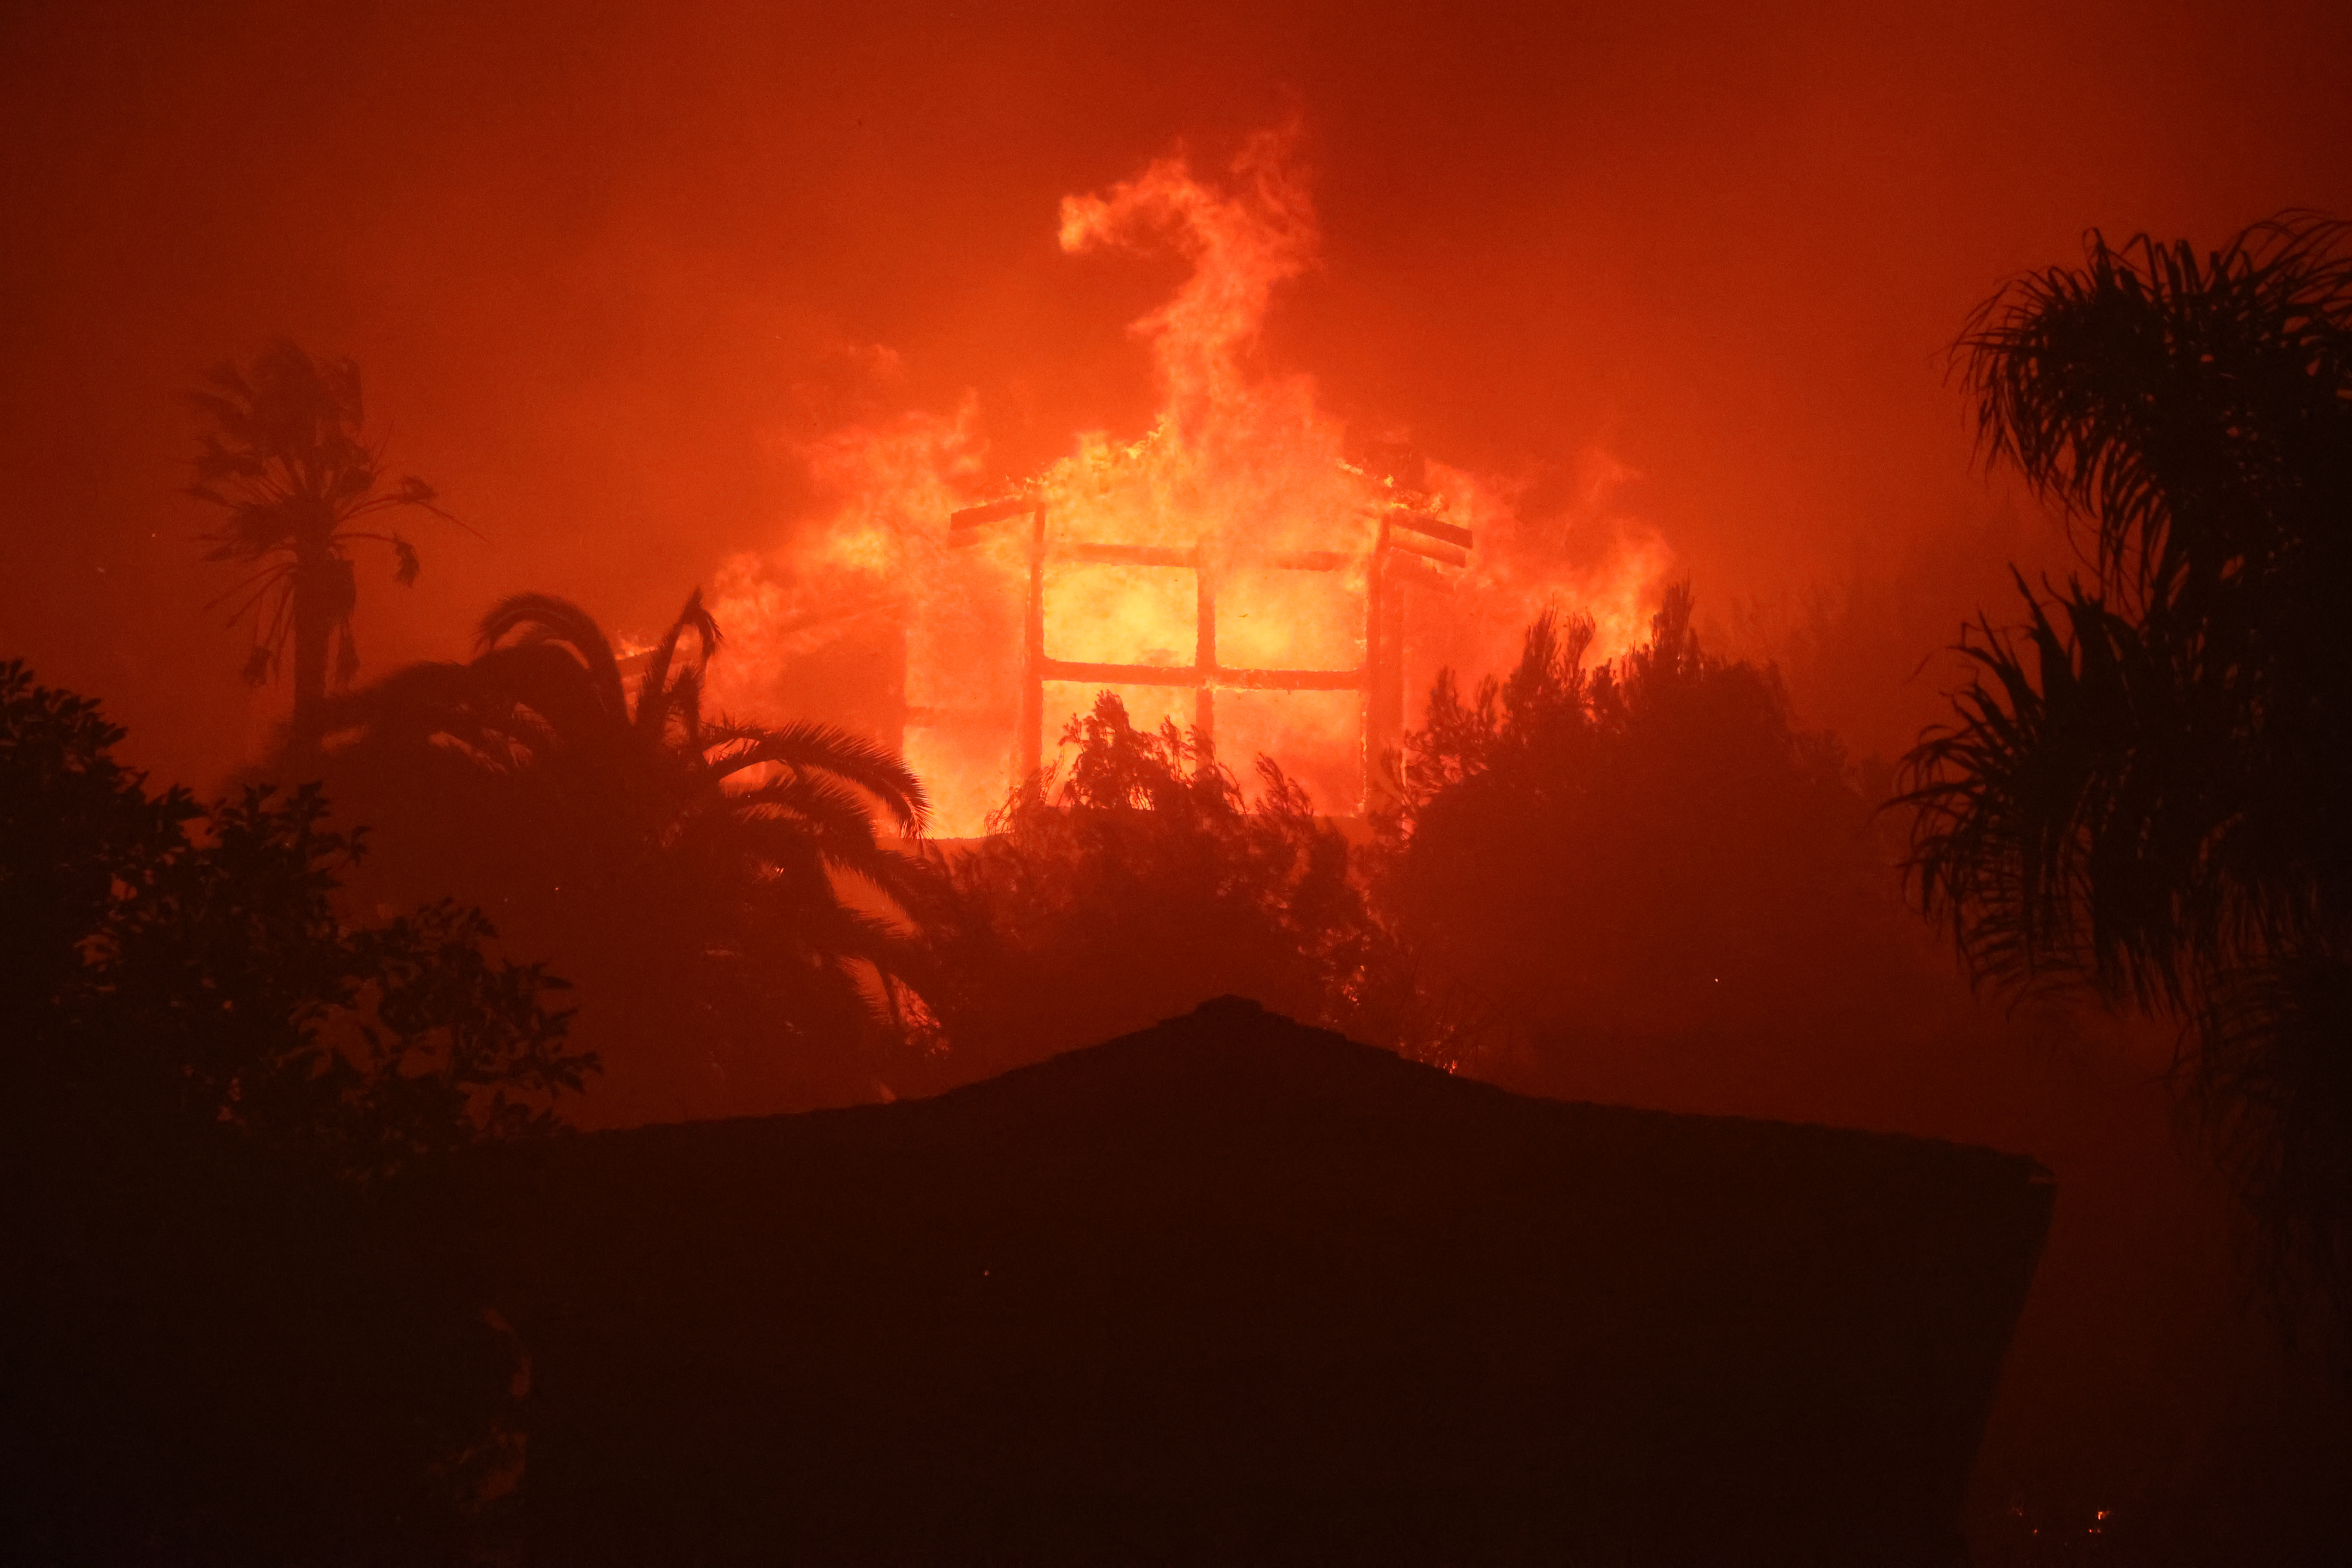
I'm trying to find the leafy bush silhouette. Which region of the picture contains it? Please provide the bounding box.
[1375,586,1924,1106]
[904,692,1413,1088]
[2,658,587,1565]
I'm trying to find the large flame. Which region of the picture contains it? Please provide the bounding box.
[705,130,1671,836]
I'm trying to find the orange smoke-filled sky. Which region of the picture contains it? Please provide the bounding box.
[4,0,2349,790]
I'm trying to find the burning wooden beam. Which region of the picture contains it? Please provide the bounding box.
[1387,508,1473,550]
[1056,542,1358,573]
[1385,531,1469,570]
[1060,542,1194,567]
[949,496,1036,532]
[1039,658,1366,693]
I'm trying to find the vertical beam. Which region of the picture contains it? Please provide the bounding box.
[1194,548,1217,746]
[1020,504,1045,779]
[1364,523,1406,812]
[1379,559,1406,763]
[1360,552,1373,814]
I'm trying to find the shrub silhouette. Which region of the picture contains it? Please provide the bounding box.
[906,692,1412,1088]
[2,658,585,1565]
[1376,586,1922,1108]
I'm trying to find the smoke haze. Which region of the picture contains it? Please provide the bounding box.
[10,6,2352,1556]
[7,0,2349,789]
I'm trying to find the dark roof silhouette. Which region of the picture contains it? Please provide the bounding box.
[481,996,2052,1566]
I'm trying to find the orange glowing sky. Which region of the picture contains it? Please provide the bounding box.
[4,0,2349,792]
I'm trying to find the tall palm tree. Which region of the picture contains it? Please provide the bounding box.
[191,339,453,735]
[301,588,933,1119]
[1899,215,2352,1336]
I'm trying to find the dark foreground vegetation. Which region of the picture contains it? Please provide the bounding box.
[5,214,2352,1563]
[1901,216,2352,1340]
[1,662,589,1563]
[285,586,930,1117]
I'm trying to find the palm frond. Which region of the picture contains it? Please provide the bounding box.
[634,588,721,742]
[1917,212,2352,1345]
[670,667,705,753]
[1897,573,2241,1009]
[204,558,298,617]
[476,593,628,719]
[1961,214,2352,613]
[312,660,487,745]
[190,340,459,705]
[457,642,629,757]
[736,773,891,854]
[2191,948,2352,1333]
[301,580,946,1107]
[709,718,928,837]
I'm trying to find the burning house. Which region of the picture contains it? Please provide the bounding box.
[932,475,1471,815]
[701,133,1664,836]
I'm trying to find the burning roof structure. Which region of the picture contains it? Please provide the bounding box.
[938,469,1472,812]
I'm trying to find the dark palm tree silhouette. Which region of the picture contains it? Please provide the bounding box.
[1899,215,2352,1335]
[300,589,932,1119]
[191,339,454,736]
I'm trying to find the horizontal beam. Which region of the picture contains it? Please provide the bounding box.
[949,496,1036,531]
[1389,509,1473,550]
[1056,543,1357,573]
[1386,531,1469,569]
[1040,658,1367,692]
[1060,542,1195,567]
[957,503,1471,555]
[1212,664,1369,691]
